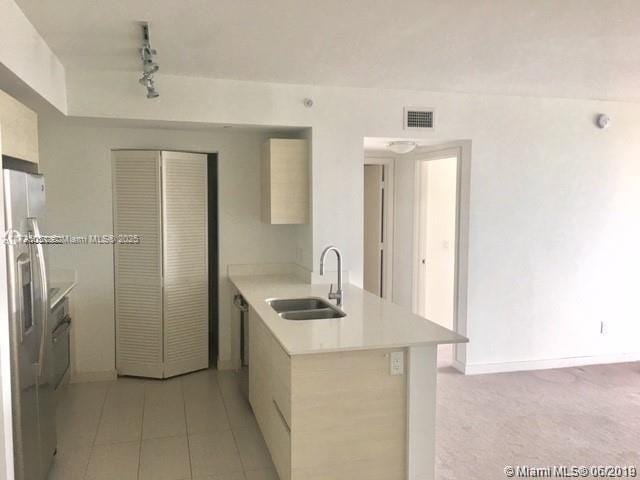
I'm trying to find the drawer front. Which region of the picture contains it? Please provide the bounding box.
[269,398,292,480]
[268,333,291,426]
[248,309,270,422]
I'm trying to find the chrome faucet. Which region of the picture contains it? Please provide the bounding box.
[319,245,343,306]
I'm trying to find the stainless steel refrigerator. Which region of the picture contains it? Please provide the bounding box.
[4,169,56,480]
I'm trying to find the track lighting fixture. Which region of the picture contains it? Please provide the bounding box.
[139,22,159,98]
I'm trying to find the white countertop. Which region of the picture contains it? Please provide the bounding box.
[230,274,468,356]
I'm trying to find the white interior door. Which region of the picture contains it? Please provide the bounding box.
[113,150,164,378]
[417,155,458,329]
[162,151,209,377]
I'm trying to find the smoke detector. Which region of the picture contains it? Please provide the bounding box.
[596,114,611,129]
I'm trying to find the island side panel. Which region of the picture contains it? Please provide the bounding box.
[290,349,407,480]
[407,344,438,480]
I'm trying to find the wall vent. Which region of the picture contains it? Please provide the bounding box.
[404,108,434,130]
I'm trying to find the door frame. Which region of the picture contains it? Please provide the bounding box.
[363,156,395,301]
[411,145,468,368]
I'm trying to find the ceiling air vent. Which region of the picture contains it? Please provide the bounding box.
[404,108,434,130]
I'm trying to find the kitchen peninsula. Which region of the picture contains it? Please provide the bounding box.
[230,270,467,480]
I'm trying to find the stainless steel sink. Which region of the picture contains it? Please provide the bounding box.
[267,297,346,320]
[281,308,345,320]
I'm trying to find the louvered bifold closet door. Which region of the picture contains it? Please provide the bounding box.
[162,151,209,377]
[113,150,164,378]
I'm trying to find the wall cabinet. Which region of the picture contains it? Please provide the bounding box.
[0,89,39,163]
[261,138,309,224]
[112,150,208,378]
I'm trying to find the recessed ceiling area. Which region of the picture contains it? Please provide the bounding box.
[15,0,640,102]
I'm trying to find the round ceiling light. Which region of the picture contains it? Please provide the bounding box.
[388,141,417,154]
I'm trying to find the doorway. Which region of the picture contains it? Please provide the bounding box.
[413,149,460,365]
[363,159,394,299]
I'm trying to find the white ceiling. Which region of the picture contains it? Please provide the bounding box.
[15,0,640,101]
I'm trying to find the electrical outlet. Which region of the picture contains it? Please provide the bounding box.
[390,351,404,375]
[600,321,608,335]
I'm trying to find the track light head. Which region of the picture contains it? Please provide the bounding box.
[143,62,159,74]
[139,22,159,98]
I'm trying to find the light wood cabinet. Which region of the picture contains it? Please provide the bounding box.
[0,89,39,163]
[248,310,406,480]
[249,307,292,479]
[261,139,309,224]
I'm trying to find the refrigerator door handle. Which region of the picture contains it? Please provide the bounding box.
[15,254,33,344]
[28,217,49,378]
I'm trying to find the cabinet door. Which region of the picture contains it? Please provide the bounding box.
[262,139,309,224]
[113,150,164,378]
[162,151,209,377]
[248,310,291,479]
[0,89,39,163]
[249,308,270,428]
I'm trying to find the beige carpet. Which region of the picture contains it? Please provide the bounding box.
[436,356,640,479]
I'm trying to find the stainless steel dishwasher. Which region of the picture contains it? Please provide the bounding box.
[233,293,249,398]
[233,294,249,366]
[51,297,71,389]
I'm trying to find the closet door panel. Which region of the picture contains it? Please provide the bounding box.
[162,151,209,377]
[113,150,164,378]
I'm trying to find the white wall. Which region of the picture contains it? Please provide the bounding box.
[53,69,640,372]
[38,118,303,376]
[0,0,67,112]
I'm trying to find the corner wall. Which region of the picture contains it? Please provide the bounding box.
[0,0,66,112]
[37,118,303,376]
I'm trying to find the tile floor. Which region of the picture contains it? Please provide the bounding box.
[49,369,277,480]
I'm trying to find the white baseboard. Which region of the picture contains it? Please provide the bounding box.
[451,359,466,374]
[460,352,640,375]
[70,369,117,383]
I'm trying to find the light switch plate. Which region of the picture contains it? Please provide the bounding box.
[390,351,404,375]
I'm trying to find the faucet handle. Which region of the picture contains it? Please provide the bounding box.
[328,283,337,299]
